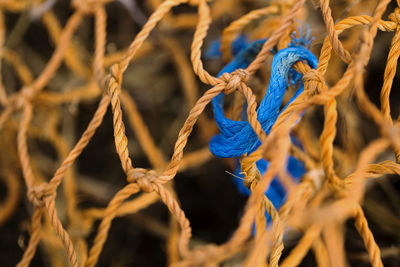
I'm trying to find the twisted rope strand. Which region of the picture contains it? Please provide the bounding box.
[1,0,400,266]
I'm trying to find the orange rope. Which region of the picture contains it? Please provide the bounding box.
[0,0,399,266]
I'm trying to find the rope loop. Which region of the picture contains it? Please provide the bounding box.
[302,69,327,96]
[27,182,54,207]
[220,68,249,95]
[127,168,158,193]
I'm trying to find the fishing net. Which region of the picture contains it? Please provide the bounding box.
[0,0,399,266]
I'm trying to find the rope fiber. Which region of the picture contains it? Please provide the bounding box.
[0,0,399,266]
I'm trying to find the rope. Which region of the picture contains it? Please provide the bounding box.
[0,0,398,266]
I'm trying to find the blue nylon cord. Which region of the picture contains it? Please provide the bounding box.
[207,32,318,223]
[204,35,249,59]
[210,41,318,158]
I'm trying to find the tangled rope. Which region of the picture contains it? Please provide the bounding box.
[0,0,399,266]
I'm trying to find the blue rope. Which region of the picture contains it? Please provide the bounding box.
[204,35,249,59]
[207,32,318,223]
[210,40,318,158]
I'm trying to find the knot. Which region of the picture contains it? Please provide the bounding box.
[106,64,122,95]
[389,8,400,25]
[189,244,220,265]
[127,168,157,193]
[220,69,249,95]
[27,183,53,207]
[242,163,261,189]
[327,176,347,197]
[240,155,261,189]
[302,69,326,95]
[16,86,34,109]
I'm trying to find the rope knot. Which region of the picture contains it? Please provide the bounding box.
[327,176,347,196]
[27,183,53,207]
[302,69,326,96]
[190,244,220,265]
[127,168,157,193]
[389,8,400,25]
[240,156,261,189]
[106,64,122,95]
[16,86,34,109]
[220,69,249,95]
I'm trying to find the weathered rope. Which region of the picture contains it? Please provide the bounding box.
[0,0,399,266]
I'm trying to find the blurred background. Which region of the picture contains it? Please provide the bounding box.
[0,0,400,266]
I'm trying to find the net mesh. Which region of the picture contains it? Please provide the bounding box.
[0,0,400,266]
